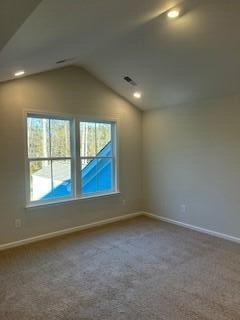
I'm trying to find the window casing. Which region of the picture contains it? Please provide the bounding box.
[26,113,118,206]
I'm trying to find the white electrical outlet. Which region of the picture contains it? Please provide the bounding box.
[180,204,187,215]
[122,199,126,206]
[15,219,22,228]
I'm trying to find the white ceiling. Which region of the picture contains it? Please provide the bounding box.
[1,0,240,110]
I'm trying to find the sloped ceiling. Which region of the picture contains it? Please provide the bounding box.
[1,0,240,110]
[0,0,42,50]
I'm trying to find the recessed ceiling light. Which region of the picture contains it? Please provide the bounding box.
[167,9,180,19]
[14,70,25,77]
[133,91,142,99]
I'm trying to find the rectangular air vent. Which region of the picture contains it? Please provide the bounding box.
[123,76,137,86]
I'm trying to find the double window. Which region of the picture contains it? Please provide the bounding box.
[26,113,117,206]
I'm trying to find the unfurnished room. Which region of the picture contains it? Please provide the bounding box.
[0,0,240,319]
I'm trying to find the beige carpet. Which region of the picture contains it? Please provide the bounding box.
[0,216,240,320]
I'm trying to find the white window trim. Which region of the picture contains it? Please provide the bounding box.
[24,111,119,208]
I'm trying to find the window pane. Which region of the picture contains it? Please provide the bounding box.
[51,160,72,199]
[81,158,113,194]
[50,119,71,157]
[27,117,50,158]
[30,160,72,202]
[96,123,112,155]
[81,158,97,194]
[30,160,51,201]
[80,122,96,157]
[96,158,113,192]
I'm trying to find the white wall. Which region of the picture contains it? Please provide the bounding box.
[143,94,240,239]
[0,66,142,245]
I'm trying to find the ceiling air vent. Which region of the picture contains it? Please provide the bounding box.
[56,57,75,64]
[56,59,67,64]
[123,76,137,86]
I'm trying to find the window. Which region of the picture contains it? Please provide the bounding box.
[80,121,115,195]
[27,115,73,203]
[26,114,117,206]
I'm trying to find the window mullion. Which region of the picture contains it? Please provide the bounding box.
[50,160,53,192]
[76,119,81,196]
[49,118,51,158]
[71,118,77,198]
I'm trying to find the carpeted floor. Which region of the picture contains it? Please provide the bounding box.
[0,216,240,320]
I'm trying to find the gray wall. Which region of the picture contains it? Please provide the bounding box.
[0,66,142,245]
[143,95,240,239]
[2,64,240,245]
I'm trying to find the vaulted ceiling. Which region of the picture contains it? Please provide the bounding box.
[1,0,240,110]
[0,0,41,51]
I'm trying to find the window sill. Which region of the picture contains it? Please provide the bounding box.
[25,191,121,209]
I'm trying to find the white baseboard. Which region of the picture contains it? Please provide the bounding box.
[2,210,239,251]
[0,211,143,251]
[143,211,240,244]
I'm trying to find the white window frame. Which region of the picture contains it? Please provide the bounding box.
[79,119,117,197]
[25,112,119,207]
